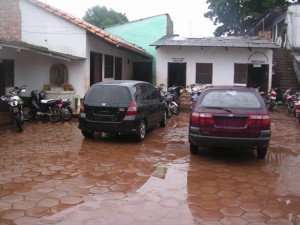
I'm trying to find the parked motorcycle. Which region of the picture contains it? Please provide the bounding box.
[0,85,26,132]
[295,100,300,125]
[165,91,179,115]
[284,90,300,115]
[188,84,204,107]
[157,84,178,117]
[168,85,184,106]
[282,88,293,105]
[23,90,61,123]
[57,97,73,121]
[266,88,278,110]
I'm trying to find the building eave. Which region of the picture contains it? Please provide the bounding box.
[151,36,280,49]
[0,39,84,61]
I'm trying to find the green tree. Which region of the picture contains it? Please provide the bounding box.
[204,0,296,36]
[83,6,128,28]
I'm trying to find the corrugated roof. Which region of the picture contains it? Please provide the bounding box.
[151,36,279,49]
[28,0,151,58]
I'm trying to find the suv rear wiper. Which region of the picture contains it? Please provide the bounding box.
[204,106,232,113]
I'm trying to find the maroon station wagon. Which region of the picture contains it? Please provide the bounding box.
[188,86,271,158]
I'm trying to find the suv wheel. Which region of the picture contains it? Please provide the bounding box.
[166,107,172,118]
[159,111,167,127]
[82,130,94,138]
[136,120,146,142]
[257,146,268,158]
[190,143,198,155]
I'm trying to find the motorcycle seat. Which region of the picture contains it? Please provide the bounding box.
[41,99,55,104]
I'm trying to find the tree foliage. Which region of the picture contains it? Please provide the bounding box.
[83,6,128,28]
[204,0,297,36]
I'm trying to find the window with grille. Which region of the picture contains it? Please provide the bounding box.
[234,64,247,84]
[105,55,114,78]
[196,63,212,84]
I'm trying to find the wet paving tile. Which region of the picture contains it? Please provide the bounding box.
[0,107,300,224]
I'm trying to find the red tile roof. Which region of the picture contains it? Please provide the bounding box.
[27,0,151,58]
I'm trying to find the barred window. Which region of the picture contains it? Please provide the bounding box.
[196,63,212,84]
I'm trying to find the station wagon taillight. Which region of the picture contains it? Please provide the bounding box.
[247,115,271,127]
[125,101,138,116]
[191,112,271,127]
[191,112,214,125]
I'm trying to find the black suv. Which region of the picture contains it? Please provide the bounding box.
[78,80,167,141]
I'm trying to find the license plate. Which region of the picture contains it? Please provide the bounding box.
[270,96,276,100]
[58,104,63,107]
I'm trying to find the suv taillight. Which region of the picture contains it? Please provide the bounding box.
[247,115,270,127]
[126,101,137,116]
[191,112,214,125]
[80,100,85,113]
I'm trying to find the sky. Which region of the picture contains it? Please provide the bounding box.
[40,0,217,37]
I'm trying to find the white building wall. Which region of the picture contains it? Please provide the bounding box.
[0,47,86,97]
[19,0,87,58]
[15,0,136,98]
[86,35,134,89]
[1,0,144,100]
[286,5,300,48]
[156,46,273,90]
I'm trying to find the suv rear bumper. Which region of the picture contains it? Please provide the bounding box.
[189,127,271,148]
[78,113,140,134]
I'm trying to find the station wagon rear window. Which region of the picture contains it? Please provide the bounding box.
[200,90,262,109]
[85,85,132,104]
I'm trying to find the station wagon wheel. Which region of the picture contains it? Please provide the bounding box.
[136,120,146,142]
[190,143,198,155]
[257,146,268,159]
[82,130,94,138]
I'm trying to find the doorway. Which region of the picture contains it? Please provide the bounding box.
[0,60,14,112]
[168,63,186,88]
[133,62,152,83]
[247,64,269,92]
[90,52,102,86]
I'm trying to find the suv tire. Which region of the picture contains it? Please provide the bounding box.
[159,111,167,127]
[136,120,146,142]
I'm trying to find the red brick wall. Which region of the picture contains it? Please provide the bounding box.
[0,0,21,41]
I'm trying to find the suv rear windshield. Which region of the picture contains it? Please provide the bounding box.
[200,90,262,109]
[85,85,132,104]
